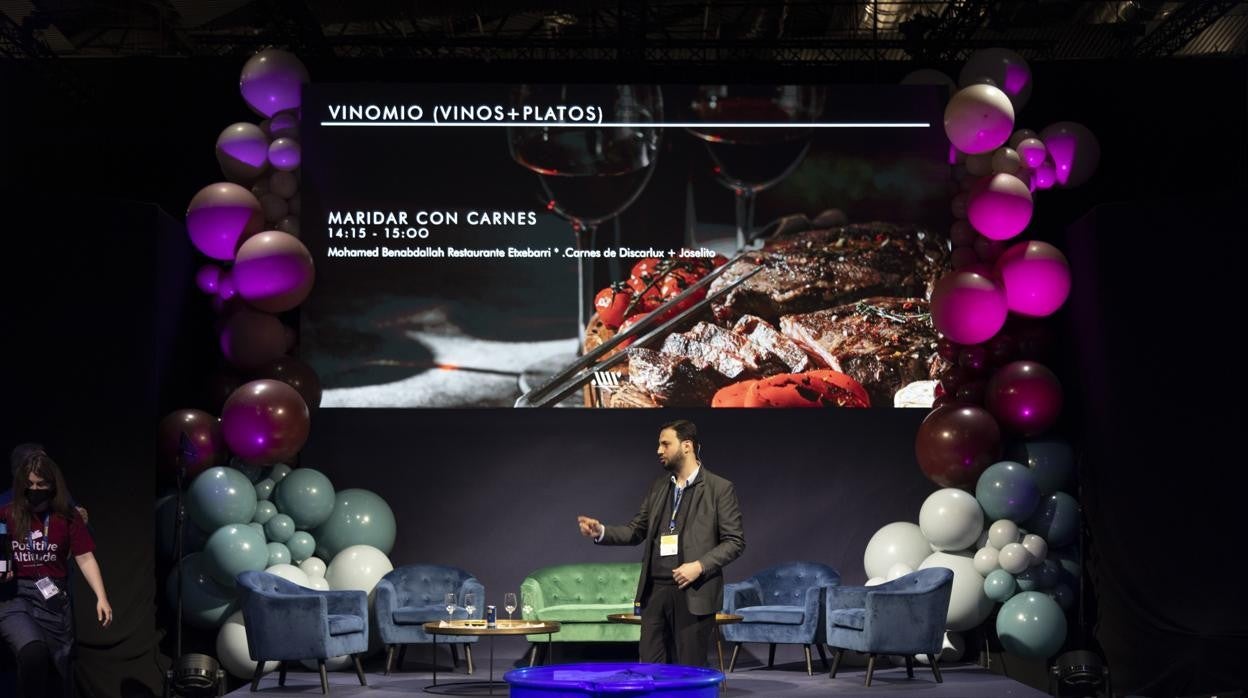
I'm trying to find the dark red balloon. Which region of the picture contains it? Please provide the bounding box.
[915,404,1003,489]
[985,360,1063,436]
[221,379,310,465]
[255,356,322,410]
[157,409,226,483]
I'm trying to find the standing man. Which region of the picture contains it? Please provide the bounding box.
[578,420,745,667]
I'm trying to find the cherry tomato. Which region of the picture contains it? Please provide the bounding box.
[630,258,663,281]
[627,276,664,312]
[593,284,632,329]
[616,312,649,349]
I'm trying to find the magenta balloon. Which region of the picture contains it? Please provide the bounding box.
[233,231,315,313]
[268,138,302,171]
[157,409,226,483]
[968,173,1032,241]
[1016,138,1047,168]
[240,49,309,118]
[196,265,222,295]
[944,84,1015,155]
[931,271,1008,345]
[215,123,270,184]
[219,308,287,370]
[217,271,237,301]
[985,361,1063,436]
[1034,161,1056,190]
[186,183,264,261]
[915,404,1003,489]
[220,379,310,465]
[996,241,1071,317]
[1039,122,1100,188]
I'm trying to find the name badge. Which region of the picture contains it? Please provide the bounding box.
[659,534,678,557]
[35,577,60,600]
[30,530,42,541]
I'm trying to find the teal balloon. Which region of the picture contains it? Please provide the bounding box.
[1007,438,1075,495]
[246,522,267,540]
[267,542,291,566]
[1024,492,1080,548]
[984,569,1017,602]
[254,478,275,501]
[270,463,293,483]
[230,457,266,483]
[166,552,237,629]
[273,468,336,530]
[187,467,259,532]
[312,488,397,560]
[203,524,268,587]
[975,461,1041,522]
[996,591,1067,658]
[1015,567,1040,592]
[252,501,277,525]
[1049,583,1075,611]
[287,531,315,563]
[156,495,209,560]
[264,513,296,543]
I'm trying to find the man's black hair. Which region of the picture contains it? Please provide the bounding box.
[659,420,699,455]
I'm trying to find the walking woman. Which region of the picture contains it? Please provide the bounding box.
[0,449,111,696]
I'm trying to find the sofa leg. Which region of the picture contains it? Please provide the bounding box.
[249,660,265,692]
[353,654,367,686]
[815,644,829,672]
[803,645,813,676]
[728,643,741,673]
[450,644,460,668]
[318,659,329,694]
[928,655,943,683]
[465,644,475,675]
[385,645,395,676]
[864,654,877,687]
[767,644,776,669]
[904,655,914,679]
[278,661,287,687]
[829,648,843,678]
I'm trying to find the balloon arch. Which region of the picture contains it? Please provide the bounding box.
[157,49,1096,679]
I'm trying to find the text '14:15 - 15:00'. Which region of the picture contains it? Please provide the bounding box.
[327,227,430,239]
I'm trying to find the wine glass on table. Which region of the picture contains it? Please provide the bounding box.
[464,592,477,624]
[509,85,663,396]
[444,592,457,625]
[504,592,518,621]
[686,85,826,250]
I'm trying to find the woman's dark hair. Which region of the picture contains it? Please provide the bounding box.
[9,442,45,476]
[9,451,74,543]
[660,419,700,455]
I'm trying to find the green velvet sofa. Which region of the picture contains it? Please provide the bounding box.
[520,562,642,646]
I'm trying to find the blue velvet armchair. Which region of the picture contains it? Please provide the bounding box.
[373,564,485,675]
[236,570,369,694]
[721,561,841,675]
[824,568,954,686]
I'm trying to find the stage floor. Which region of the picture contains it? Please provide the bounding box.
[225,654,1048,697]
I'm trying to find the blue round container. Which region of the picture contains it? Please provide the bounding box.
[505,663,723,698]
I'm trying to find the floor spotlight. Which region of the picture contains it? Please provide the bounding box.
[1050,649,1110,698]
[164,652,225,698]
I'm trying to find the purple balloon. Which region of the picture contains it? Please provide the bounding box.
[968,174,1033,241]
[985,360,1063,436]
[1033,160,1057,190]
[1039,121,1100,188]
[267,137,302,172]
[269,111,300,139]
[196,265,222,295]
[221,379,310,465]
[240,49,309,119]
[215,123,270,183]
[186,183,264,261]
[1016,138,1047,168]
[931,270,1009,346]
[217,271,237,301]
[996,241,1071,317]
[233,231,315,313]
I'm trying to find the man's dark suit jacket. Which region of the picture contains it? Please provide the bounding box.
[599,467,745,616]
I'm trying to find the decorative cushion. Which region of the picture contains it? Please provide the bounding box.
[328,614,366,636]
[739,606,805,625]
[828,608,866,631]
[535,604,633,623]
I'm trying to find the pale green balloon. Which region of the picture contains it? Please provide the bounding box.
[984,569,1017,602]
[204,524,268,588]
[996,592,1067,658]
[287,531,316,563]
[252,501,277,525]
[254,478,275,501]
[166,552,237,629]
[246,522,267,540]
[265,513,296,543]
[267,542,291,566]
[273,468,336,530]
[187,467,258,532]
[270,463,293,483]
[313,489,397,561]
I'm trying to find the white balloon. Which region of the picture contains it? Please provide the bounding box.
[974,529,991,550]
[991,147,1021,175]
[305,576,331,591]
[919,489,984,552]
[987,519,1020,549]
[915,631,965,664]
[959,48,1033,110]
[1010,129,1039,149]
[951,192,969,219]
[299,556,327,579]
[901,69,957,97]
[276,216,301,237]
[863,522,933,579]
[265,563,310,588]
[325,545,393,593]
[965,153,994,176]
[288,193,301,216]
[998,543,1031,574]
[865,577,887,587]
[217,611,279,680]
[1022,534,1048,563]
[886,562,914,581]
[216,123,270,184]
[944,84,1015,155]
[919,551,993,632]
[269,171,298,199]
[259,192,289,223]
[972,546,1000,575]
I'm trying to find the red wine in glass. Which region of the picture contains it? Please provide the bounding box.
[512,129,657,225]
[687,97,815,192]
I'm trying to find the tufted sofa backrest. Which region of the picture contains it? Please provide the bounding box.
[753,561,841,605]
[522,563,641,608]
[380,565,477,606]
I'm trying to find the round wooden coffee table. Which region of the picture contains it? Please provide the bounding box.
[422,619,560,694]
[606,613,743,672]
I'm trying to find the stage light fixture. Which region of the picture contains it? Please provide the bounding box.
[1050,649,1110,698]
[165,652,224,698]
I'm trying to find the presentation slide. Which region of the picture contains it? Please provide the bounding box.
[300,83,950,408]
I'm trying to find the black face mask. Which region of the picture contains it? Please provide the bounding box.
[25,489,54,508]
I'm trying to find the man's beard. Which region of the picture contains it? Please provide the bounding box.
[660,453,681,473]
